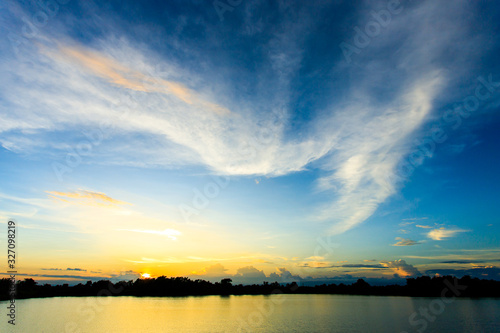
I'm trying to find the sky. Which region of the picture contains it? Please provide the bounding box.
[0,0,499,286]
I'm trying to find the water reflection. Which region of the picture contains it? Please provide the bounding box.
[0,294,498,332]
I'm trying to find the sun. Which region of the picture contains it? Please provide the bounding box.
[141,273,151,279]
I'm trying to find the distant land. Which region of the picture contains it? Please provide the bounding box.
[1,275,499,300]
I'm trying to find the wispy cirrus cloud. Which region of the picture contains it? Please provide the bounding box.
[46,190,130,207]
[402,217,429,222]
[41,43,229,115]
[316,72,444,234]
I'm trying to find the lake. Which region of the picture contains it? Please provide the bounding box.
[1,294,499,332]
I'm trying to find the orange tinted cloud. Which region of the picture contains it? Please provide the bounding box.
[58,46,148,92]
[381,259,420,277]
[41,43,229,114]
[427,228,470,241]
[46,190,131,208]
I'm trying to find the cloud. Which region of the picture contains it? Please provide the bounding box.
[399,222,415,227]
[392,237,421,246]
[299,262,334,269]
[305,256,325,261]
[425,266,500,279]
[0,0,487,235]
[402,217,428,222]
[268,267,302,283]
[234,266,267,283]
[440,259,500,264]
[340,264,386,269]
[0,270,141,284]
[316,72,445,234]
[42,43,229,115]
[117,228,181,240]
[66,268,86,271]
[108,270,142,282]
[46,190,130,208]
[193,263,228,277]
[381,260,421,277]
[404,250,500,262]
[427,228,470,241]
[313,0,478,234]
[190,264,302,284]
[299,263,387,270]
[416,225,433,229]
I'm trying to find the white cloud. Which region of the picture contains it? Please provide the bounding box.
[427,228,470,241]
[316,72,444,234]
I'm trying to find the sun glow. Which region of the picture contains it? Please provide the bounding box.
[141,273,151,279]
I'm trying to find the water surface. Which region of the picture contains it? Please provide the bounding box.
[1,294,499,332]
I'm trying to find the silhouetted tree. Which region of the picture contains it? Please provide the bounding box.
[1,275,499,300]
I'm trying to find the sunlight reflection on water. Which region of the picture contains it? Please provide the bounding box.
[1,294,499,332]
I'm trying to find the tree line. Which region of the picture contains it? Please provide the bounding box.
[1,275,499,300]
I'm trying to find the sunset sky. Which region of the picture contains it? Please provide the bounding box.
[1,0,499,286]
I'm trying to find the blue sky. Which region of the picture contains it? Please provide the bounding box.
[0,0,499,285]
